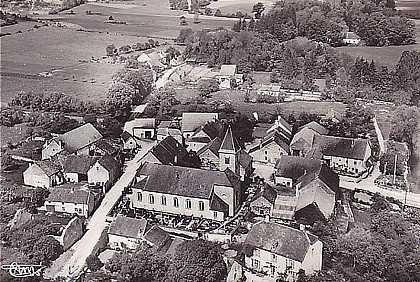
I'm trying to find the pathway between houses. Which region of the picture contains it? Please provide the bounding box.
[44,140,155,279]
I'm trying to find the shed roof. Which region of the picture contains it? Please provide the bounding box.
[63,156,99,174]
[57,123,102,154]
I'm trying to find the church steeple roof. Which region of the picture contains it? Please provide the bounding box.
[219,126,241,153]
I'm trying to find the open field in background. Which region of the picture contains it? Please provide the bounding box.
[337,18,420,69]
[38,1,235,39]
[208,0,275,15]
[0,26,142,104]
[395,0,420,10]
[1,0,236,106]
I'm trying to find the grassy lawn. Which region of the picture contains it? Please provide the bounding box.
[0,124,29,146]
[209,89,347,118]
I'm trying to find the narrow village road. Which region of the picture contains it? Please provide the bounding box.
[44,141,155,279]
[340,165,420,208]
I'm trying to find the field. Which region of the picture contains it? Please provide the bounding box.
[208,0,275,15]
[0,0,236,106]
[0,124,29,146]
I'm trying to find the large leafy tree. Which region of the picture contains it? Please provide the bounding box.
[166,239,227,282]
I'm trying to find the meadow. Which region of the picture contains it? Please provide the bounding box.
[0,0,236,106]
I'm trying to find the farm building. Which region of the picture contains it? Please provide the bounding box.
[23,160,64,188]
[218,65,243,89]
[124,118,156,140]
[42,123,103,160]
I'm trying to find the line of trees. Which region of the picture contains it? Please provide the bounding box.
[235,0,415,47]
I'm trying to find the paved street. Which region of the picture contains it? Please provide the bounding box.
[340,165,420,208]
[44,141,155,279]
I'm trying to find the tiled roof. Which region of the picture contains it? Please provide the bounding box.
[35,160,62,176]
[197,137,222,156]
[200,120,225,140]
[296,178,336,218]
[220,65,237,76]
[245,221,318,262]
[150,136,188,165]
[269,116,292,135]
[108,215,149,239]
[46,186,91,204]
[275,156,321,181]
[249,130,289,154]
[97,154,120,173]
[238,150,252,169]
[181,113,219,132]
[297,164,340,195]
[63,156,99,174]
[310,135,369,160]
[252,123,272,139]
[258,84,282,92]
[345,32,360,40]
[298,121,328,135]
[135,163,236,199]
[96,139,118,156]
[209,193,229,212]
[144,225,171,248]
[189,136,212,143]
[121,131,134,142]
[253,184,277,205]
[57,123,102,154]
[219,126,241,153]
[290,127,320,149]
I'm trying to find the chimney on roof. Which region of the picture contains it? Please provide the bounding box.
[351,139,355,148]
[71,186,75,193]
[175,171,180,180]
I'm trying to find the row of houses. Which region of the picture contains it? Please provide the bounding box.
[249,118,372,178]
[22,123,122,217]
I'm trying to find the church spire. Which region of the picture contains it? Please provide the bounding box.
[219,125,241,153]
